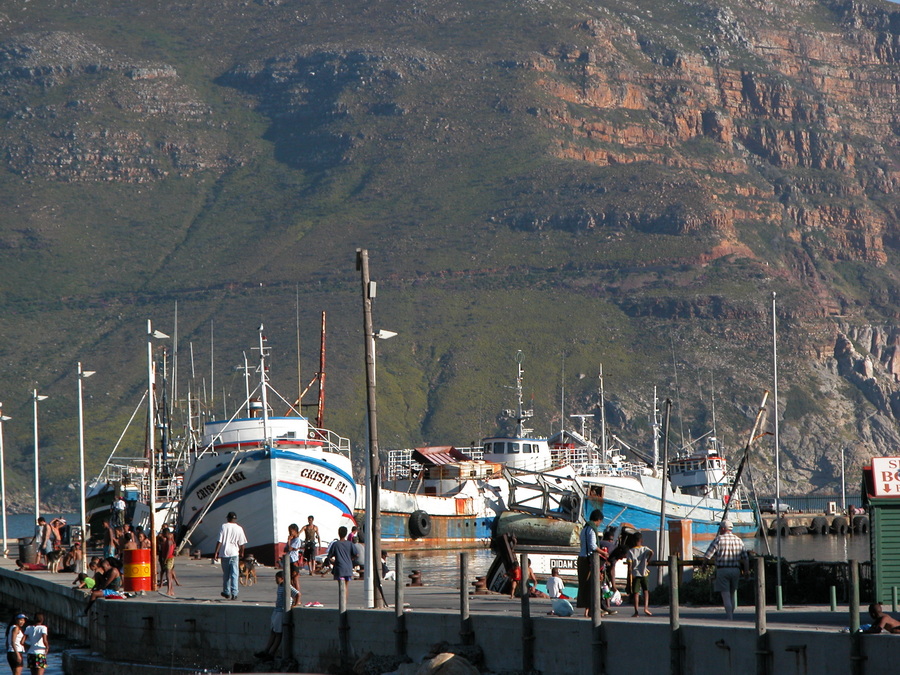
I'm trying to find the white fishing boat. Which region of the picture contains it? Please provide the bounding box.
[548,384,757,539]
[374,352,574,546]
[177,327,356,565]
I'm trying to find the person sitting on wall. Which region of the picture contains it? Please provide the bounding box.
[83,557,125,614]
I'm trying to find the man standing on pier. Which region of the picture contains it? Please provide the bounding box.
[213,512,248,600]
[702,519,749,620]
[302,515,320,575]
[576,509,611,617]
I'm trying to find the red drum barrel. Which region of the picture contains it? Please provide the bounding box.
[123,548,152,592]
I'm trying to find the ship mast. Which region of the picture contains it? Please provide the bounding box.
[651,386,661,472]
[513,350,533,438]
[257,325,271,446]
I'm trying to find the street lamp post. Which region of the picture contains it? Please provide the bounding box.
[77,363,95,573]
[772,292,783,610]
[0,404,11,557]
[33,388,49,521]
[147,320,170,592]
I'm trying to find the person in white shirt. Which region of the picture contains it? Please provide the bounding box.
[6,613,27,675]
[546,567,568,599]
[23,613,48,675]
[213,512,248,600]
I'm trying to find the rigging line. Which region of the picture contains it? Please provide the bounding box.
[95,392,148,480]
[670,333,686,449]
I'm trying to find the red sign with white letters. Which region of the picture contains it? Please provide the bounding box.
[872,457,900,497]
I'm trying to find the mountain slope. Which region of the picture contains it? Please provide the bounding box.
[0,0,898,508]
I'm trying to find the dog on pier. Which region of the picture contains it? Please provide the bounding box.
[239,554,258,586]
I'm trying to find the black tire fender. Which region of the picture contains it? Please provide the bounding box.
[409,510,432,539]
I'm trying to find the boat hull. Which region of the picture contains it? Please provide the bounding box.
[178,447,356,565]
[582,473,756,539]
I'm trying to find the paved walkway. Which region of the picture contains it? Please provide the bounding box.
[0,554,864,633]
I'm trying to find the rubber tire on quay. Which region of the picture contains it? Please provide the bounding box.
[409,510,432,539]
[771,518,789,538]
[810,516,829,535]
[831,516,848,535]
[852,515,869,535]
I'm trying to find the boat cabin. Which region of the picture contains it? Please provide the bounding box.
[481,437,553,472]
[668,446,730,498]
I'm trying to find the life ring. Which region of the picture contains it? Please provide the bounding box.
[409,510,432,539]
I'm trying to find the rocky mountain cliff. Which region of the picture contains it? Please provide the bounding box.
[0,0,900,508]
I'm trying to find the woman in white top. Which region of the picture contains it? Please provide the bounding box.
[5,613,26,675]
[23,613,48,675]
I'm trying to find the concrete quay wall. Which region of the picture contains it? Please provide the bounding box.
[1,566,898,675]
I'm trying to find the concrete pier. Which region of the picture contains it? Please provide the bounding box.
[0,555,896,674]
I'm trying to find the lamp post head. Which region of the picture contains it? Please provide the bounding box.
[374,329,397,340]
[151,330,169,340]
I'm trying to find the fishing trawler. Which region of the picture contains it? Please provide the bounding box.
[549,384,756,539]
[374,351,577,546]
[177,327,356,565]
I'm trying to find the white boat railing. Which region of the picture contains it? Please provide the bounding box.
[308,426,351,457]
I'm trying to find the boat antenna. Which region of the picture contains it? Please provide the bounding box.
[670,334,686,448]
[514,351,533,438]
[210,319,215,415]
[599,364,607,461]
[710,369,719,452]
[256,325,271,446]
[560,354,565,435]
[652,386,660,470]
[296,285,302,413]
[241,352,251,417]
[172,300,179,405]
[316,311,327,429]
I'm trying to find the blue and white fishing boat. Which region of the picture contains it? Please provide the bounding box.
[177,328,356,565]
[549,385,756,540]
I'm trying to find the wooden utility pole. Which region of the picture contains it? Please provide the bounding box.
[357,249,385,608]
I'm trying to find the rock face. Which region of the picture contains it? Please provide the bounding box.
[3,0,900,505]
[0,32,236,182]
[493,0,900,276]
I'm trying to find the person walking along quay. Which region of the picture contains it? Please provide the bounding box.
[702,519,749,621]
[213,512,248,601]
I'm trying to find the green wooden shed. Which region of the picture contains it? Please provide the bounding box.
[863,459,900,604]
